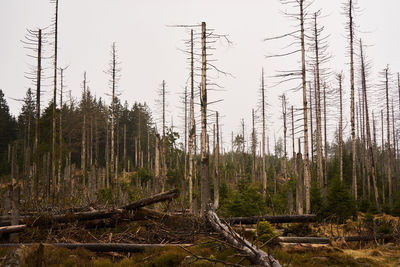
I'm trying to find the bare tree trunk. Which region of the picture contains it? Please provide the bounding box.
[135,137,138,168]
[188,29,195,213]
[200,22,210,216]
[385,67,392,207]
[81,73,87,184]
[182,86,188,210]
[391,100,396,191]
[110,43,117,194]
[338,74,344,182]
[105,115,109,188]
[300,0,311,213]
[34,29,42,201]
[251,109,256,183]
[123,124,126,173]
[282,95,287,180]
[261,69,267,199]
[372,112,381,203]
[309,82,314,171]
[161,80,167,192]
[348,0,357,201]
[51,0,59,201]
[296,138,303,215]
[381,110,385,204]
[138,110,141,169]
[359,94,368,200]
[360,42,379,210]
[155,134,161,193]
[147,130,150,170]
[214,112,220,209]
[323,84,328,196]
[58,68,64,197]
[313,13,323,191]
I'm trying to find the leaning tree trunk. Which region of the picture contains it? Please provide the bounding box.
[206,205,281,267]
[360,42,379,210]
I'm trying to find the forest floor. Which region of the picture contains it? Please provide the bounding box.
[1,238,400,266]
[0,211,399,267]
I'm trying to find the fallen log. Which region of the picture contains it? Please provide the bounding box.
[227,214,317,225]
[276,236,329,244]
[276,234,393,244]
[121,189,179,210]
[0,224,26,235]
[1,189,179,227]
[206,204,281,267]
[340,234,393,242]
[0,243,192,252]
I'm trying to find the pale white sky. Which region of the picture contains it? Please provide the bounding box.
[0,0,399,153]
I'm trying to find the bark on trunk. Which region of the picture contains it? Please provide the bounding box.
[206,205,281,267]
[227,214,316,225]
[200,22,210,216]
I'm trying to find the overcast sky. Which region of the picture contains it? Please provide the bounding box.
[1,0,399,153]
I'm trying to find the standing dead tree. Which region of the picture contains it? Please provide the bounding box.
[200,22,210,216]
[261,69,267,199]
[343,0,358,201]
[280,94,288,180]
[359,41,379,210]
[337,73,344,182]
[214,111,220,209]
[51,0,59,201]
[106,42,121,197]
[264,0,313,213]
[22,28,47,200]
[384,66,393,207]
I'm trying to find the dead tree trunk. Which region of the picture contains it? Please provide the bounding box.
[200,22,210,216]
[123,124,126,173]
[296,139,303,214]
[309,82,314,170]
[206,205,281,267]
[81,73,87,182]
[261,69,267,199]
[385,67,392,207]
[300,0,311,213]
[313,15,323,191]
[337,73,344,182]
[214,111,220,209]
[51,0,59,201]
[34,29,42,201]
[323,84,328,196]
[188,29,195,213]
[251,109,256,183]
[282,95,287,180]
[110,43,116,193]
[347,0,358,201]
[155,134,161,192]
[381,110,385,204]
[58,68,64,196]
[360,42,379,210]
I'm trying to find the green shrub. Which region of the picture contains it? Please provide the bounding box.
[220,179,267,217]
[257,221,277,243]
[96,188,113,204]
[322,179,356,223]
